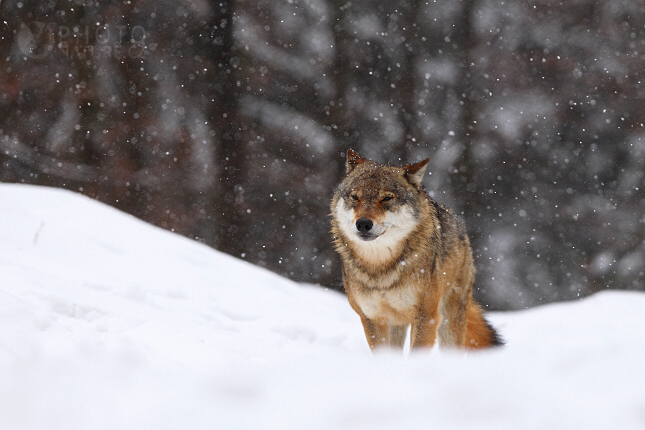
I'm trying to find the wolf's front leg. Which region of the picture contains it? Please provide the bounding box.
[438,286,471,349]
[410,294,440,350]
[359,316,390,350]
[389,325,408,350]
[410,313,440,350]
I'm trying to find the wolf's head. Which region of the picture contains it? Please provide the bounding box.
[331,149,430,258]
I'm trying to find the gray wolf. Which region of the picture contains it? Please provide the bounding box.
[330,149,503,352]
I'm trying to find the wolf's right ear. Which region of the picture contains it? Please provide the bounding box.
[403,158,430,188]
[346,149,367,174]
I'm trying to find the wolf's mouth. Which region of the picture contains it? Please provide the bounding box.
[357,232,379,241]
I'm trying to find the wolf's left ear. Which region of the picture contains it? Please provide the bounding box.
[403,158,430,188]
[346,148,367,174]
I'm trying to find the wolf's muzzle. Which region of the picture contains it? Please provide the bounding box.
[355,218,378,241]
[355,218,373,233]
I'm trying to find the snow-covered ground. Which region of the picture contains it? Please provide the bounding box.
[1,183,644,430]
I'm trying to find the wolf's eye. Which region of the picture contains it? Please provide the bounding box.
[382,195,394,202]
[350,194,359,201]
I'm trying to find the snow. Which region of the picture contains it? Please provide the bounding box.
[1,183,644,430]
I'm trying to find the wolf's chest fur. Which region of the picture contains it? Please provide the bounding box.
[353,279,421,325]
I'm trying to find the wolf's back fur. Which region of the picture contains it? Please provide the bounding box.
[330,149,502,352]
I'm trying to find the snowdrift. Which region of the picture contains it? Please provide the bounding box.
[1,183,643,430]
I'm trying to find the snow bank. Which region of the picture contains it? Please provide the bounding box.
[1,184,643,429]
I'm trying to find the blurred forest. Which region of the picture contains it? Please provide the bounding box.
[1,0,644,310]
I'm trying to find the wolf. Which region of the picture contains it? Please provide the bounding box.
[330,149,503,352]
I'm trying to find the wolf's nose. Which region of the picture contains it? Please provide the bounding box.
[356,218,373,233]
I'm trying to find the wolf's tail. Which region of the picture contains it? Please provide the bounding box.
[465,301,504,350]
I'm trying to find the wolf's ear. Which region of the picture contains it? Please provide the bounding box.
[346,148,367,174]
[403,158,430,188]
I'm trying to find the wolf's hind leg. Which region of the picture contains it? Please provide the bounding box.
[388,324,408,350]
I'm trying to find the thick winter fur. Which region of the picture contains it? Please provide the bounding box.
[330,149,503,352]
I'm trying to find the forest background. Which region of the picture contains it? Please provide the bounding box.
[1,0,644,310]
